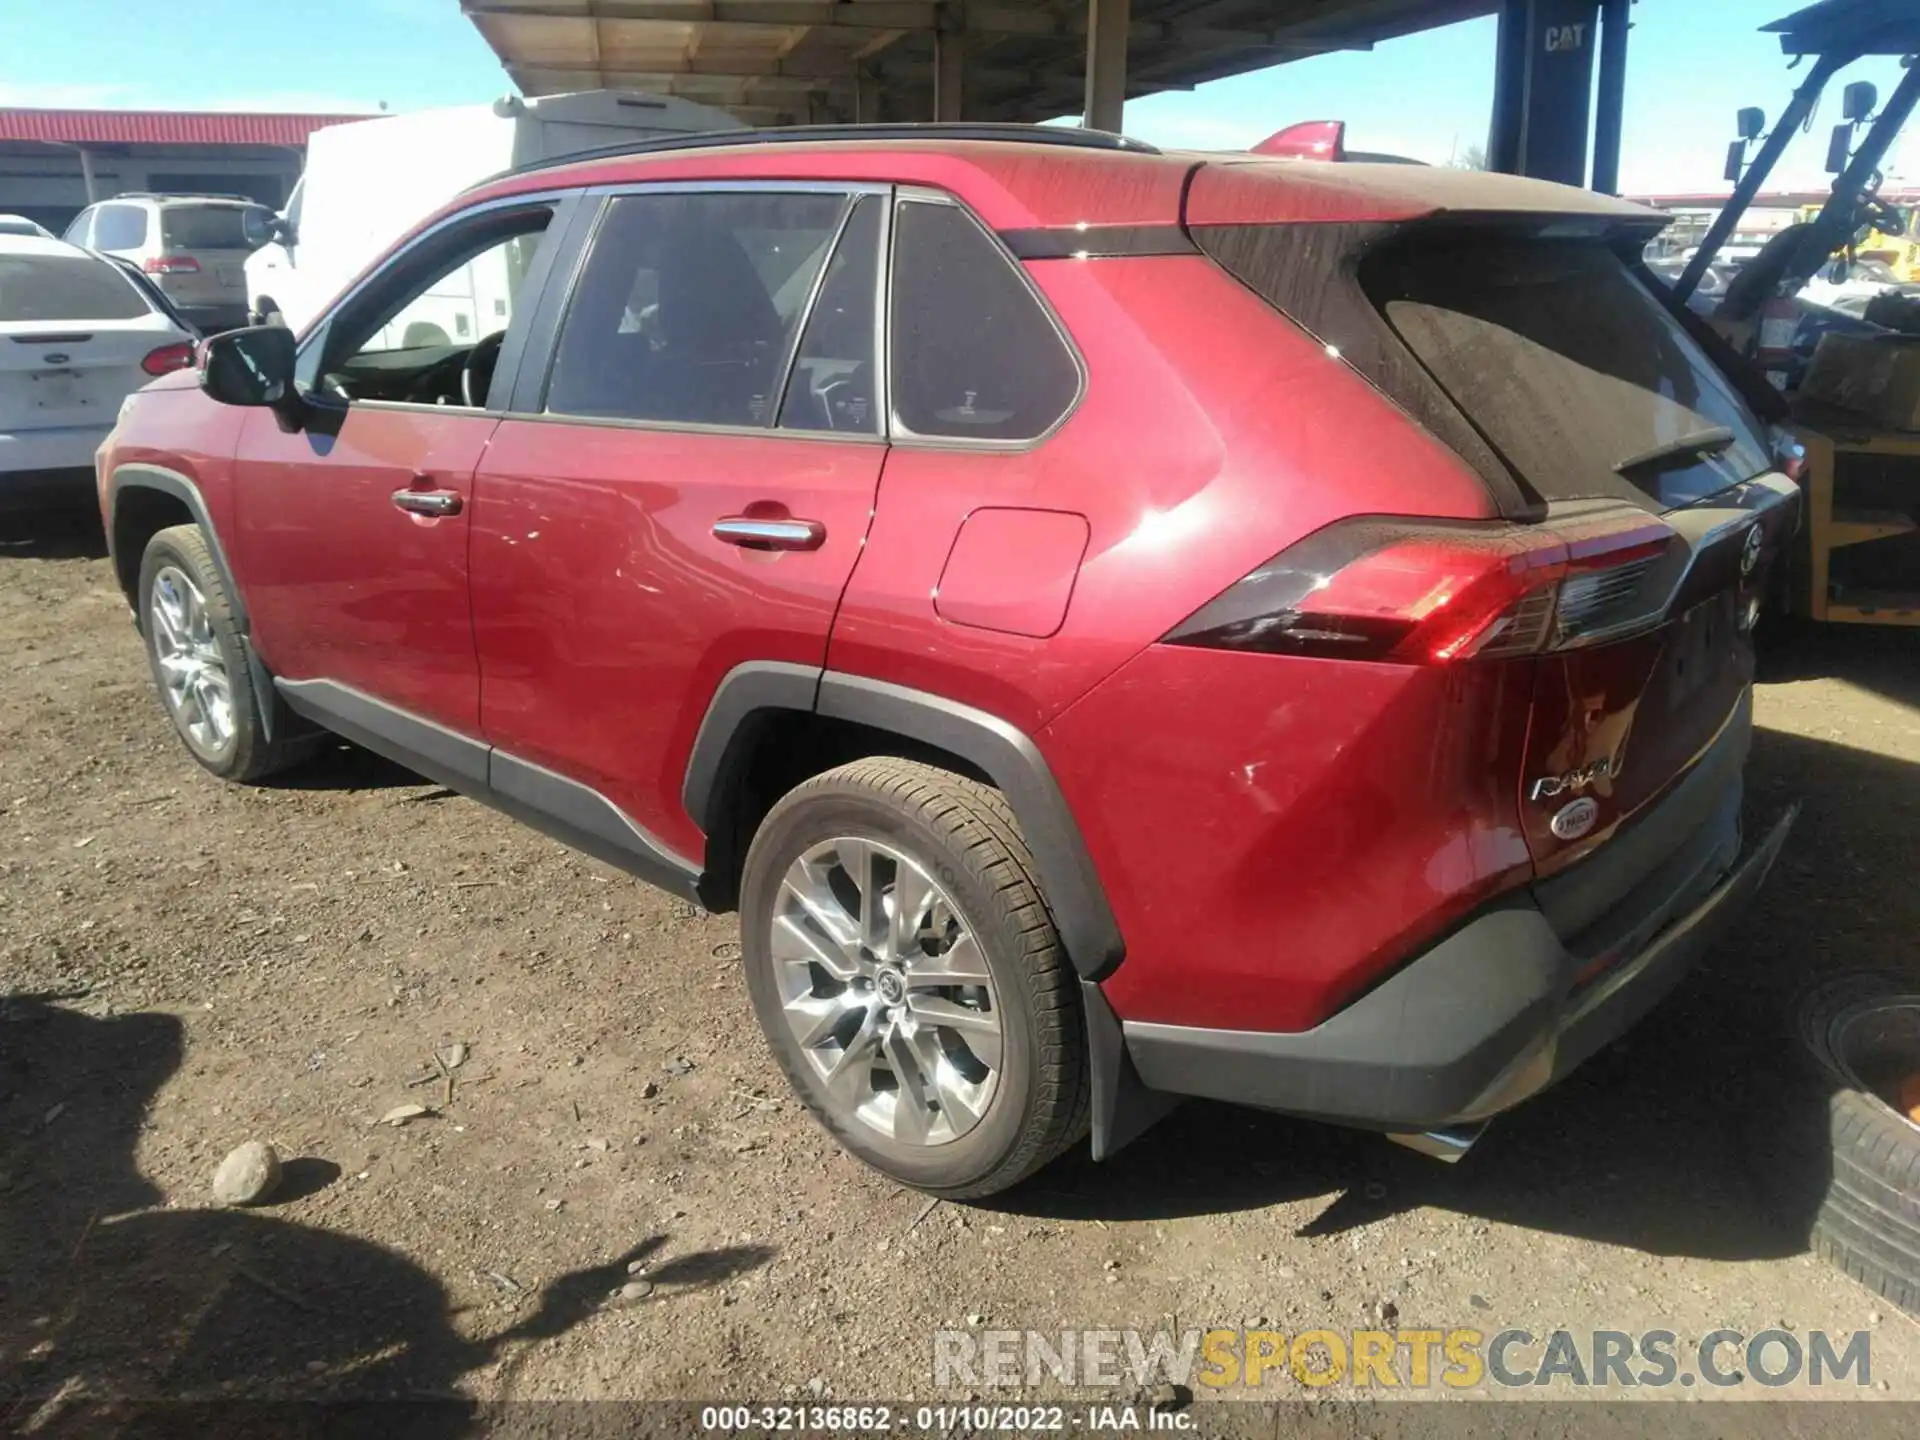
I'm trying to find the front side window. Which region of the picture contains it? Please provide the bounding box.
[308,202,556,409]
[888,199,1080,442]
[92,204,150,252]
[544,190,848,428]
[62,208,94,246]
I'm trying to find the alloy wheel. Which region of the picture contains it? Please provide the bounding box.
[771,837,1002,1146]
[149,565,235,758]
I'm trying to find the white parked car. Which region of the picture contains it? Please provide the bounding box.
[0,214,54,239]
[1800,256,1916,316]
[0,235,197,509]
[245,90,743,337]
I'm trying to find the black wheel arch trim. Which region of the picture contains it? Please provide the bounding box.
[684,664,1126,982]
[105,463,249,632]
[680,660,823,833]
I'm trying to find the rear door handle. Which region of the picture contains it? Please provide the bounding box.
[712,516,825,551]
[392,488,463,518]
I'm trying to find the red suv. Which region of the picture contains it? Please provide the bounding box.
[98,125,1799,1198]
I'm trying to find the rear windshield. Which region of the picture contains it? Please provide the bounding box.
[0,254,150,322]
[1362,237,1770,510]
[161,205,250,250]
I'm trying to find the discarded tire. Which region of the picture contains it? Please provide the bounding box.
[1753,973,1920,1315]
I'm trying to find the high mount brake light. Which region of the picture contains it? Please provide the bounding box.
[1165,515,1680,664]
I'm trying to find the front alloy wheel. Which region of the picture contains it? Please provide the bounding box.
[137,522,316,783]
[149,564,236,761]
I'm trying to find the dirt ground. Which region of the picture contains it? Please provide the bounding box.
[3,507,1919,1425]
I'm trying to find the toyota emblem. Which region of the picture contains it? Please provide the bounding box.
[1740,524,1763,577]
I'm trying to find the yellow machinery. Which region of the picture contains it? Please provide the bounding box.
[1681,2,1920,629]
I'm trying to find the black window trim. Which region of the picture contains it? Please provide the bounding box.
[885,186,1088,453]
[290,185,583,421]
[524,177,893,444]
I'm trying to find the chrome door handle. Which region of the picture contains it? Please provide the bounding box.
[712,516,825,551]
[392,488,463,517]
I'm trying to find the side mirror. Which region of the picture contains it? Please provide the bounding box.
[200,326,296,409]
[1827,122,1854,174]
[1736,106,1766,141]
[241,204,279,250]
[1842,81,1878,123]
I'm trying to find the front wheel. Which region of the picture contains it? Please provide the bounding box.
[138,524,314,782]
[739,758,1089,1198]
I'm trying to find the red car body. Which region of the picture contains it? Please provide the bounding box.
[99,129,1798,1157]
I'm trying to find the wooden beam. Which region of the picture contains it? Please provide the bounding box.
[464,0,1350,48]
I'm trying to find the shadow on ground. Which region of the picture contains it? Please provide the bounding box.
[1756,615,1920,709]
[0,507,109,562]
[0,994,773,1434]
[265,740,443,795]
[995,721,1918,1268]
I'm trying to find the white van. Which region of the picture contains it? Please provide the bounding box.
[245,91,743,336]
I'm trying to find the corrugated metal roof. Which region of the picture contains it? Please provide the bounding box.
[462,1,1496,127]
[0,109,368,148]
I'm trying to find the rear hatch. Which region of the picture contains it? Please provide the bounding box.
[157,204,254,308]
[1,249,178,434]
[1185,171,1798,917]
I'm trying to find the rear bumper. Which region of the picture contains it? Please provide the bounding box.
[1,426,111,478]
[1121,711,1794,1132]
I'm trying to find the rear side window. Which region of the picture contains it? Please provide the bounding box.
[545,191,847,427]
[162,205,249,250]
[0,254,149,322]
[92,204,149,251]
[778,195,882,435]
[1365,237,1771,510]
[889,200,1079,442]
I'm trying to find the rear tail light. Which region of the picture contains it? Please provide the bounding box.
[1165,513,1680,665]
[141,341,196,376]
[143,255,201,275]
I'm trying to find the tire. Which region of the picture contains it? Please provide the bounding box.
[138,524,316,783]
[1750,972,1920,1315]
[739,758,1090,1199]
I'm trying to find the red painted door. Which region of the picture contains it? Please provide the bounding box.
[470,188,888,860]
[230,404,494,733]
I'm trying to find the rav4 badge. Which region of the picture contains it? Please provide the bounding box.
[1551,797,1600,841]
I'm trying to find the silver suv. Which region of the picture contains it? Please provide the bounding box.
[63,193,269,333]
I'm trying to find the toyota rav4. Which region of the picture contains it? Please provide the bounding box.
[97,125,1799,1198]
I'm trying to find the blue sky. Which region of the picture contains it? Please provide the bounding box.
[0,0,1910,196]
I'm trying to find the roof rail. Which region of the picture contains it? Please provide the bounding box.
[112,191,261,204]
[471,122,1160,190]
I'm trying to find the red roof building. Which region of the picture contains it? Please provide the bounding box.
[0,108,364,149]
[0,108,372,233]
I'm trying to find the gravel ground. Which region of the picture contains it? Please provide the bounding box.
[2,509,1919,1424]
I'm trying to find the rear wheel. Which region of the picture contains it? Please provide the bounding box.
[739,758,1089,1198]
[138,524,315,783]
